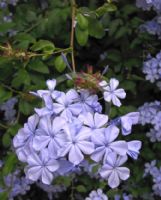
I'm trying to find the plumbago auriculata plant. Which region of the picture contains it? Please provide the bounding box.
[11,0,142,198]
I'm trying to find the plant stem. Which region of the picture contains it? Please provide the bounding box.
[1,83,22,95]
[0,123,8,129]
[70,0,76,73]
[29,47,72,58]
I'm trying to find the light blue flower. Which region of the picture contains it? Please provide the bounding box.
[13,114,39,162]
[127,140,142,160]
[53,89,82,120]
[58,124,94,165]
[33,115,67,159]
[85,188,108,200]
[100,78,126,107]
[78,89,102,113]
[120,112,140,135]
[99,152,130,188]
[91,125,127,163]
[25,149,59,184]
[78,112,108,135]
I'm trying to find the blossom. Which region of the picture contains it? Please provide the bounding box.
[78,89,102,113]
[33,115,67,158]
[85,189,108,200]
[127,140,142,160]
[25,149,59,184]
[79,112,108,135]
[53,89,82,119]
[13,114,39,162]
[58,124,94,165]
[91,125,127,163]
[31,79,59,99]
[120,112,140,135]
[100,78,126,107]
[99,152,130,188]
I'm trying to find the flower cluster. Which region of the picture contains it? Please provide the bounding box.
[13,78,141,188]
[140,16,161,39]
[37,182,67,200]
[0,0,19,37]
[136,0,161,14]
[142,51,161,84]
[0,170,32,200]
[138,101,161,142]
[114,193,133,200]
[136,0,161,39]
[144,160,161,196]
[85,188,108,200]
[0,97,18,123]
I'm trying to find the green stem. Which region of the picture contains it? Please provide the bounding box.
[70,0,76,73]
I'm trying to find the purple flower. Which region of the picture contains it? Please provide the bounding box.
[13,114,39,162]
[25,149,59,184]
[79,112,108,135]
[100,78,126,107]
[33,116,67,158]
[53,89,82,119]
[99,152,130,188]
[78,90,102,113]
[58,124,94,165]
[85,188,108,200]
[91,125,127,163]
[127,140,142,160]
[31,79,59,99]
[120,112,140,135]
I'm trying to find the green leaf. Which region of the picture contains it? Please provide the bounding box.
[0,87,12,103]
[114,26,128,39]
[77,13,88,30]
[2,133,11,147]
[31,40,55,53]
[3,153,17,175]
[6,124,21,136]
[0,23,15,33]
[19,99,34,115]
[108,50,122,62]
[12,69,31,88]
[88,18,105,39]
[96,3,117,16]
[15,33,36,43]
[120,80,136,92]
[109,19,123,36]
[76,185,87,193]
[54,56,66,73]
[0,192,8,200]
[29,59,49,74]
[75,25,89,46]
[14,33,36,49]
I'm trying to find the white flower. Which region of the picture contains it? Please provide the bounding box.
[100,78,126,107]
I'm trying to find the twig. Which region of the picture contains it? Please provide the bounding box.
[0,123,8,129]
[1,83,22,95]
[70,0,76,73]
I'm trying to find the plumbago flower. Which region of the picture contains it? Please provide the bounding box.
[99,78,126,107]
[13,77,141,187]
[99,152,130,188]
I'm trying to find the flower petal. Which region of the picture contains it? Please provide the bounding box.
[109,78,119,90]
[68,145,84,165]
[77,141,94,155]
[117,167,130,180]
[104,125,119,143]
[41,168,53,184]
[108,170,120,188]
[110,141,127,156]
[94,113,108,128]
